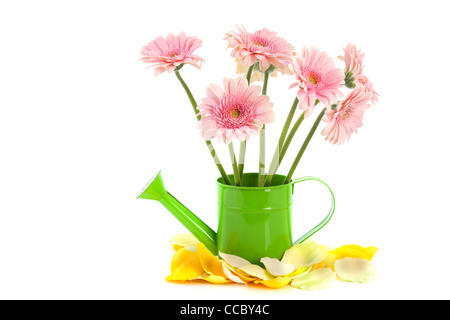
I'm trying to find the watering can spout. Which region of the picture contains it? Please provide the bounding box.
[137,170,218,255]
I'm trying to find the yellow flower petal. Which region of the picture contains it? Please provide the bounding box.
[285,266,312,278]
[324,245,378,270]
[335,257,376,283]
[169,233,199,251]
[223,263,258,283]
[334,244,378,260]
[200,273,230,284]
[256,276,292,289]
[260,257,295,277]
[238,264,274,281]
[165,234,377,289]
[166,248,204,282]
[311,262,325,271]
[197,243,227,278]
[281,240,328,269]
[291,268,336,290]
[222,263,247,284]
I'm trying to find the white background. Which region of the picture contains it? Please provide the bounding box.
[1,0,449,300]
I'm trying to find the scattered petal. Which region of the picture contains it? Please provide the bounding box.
[222,263,247,284]
[165,234,377,290]
[166,248,203,282]
[239,264,274,281]
[223,262,256,283]
[310,262,325,271]
[335,257,376,283]
[219,252,251,268]
[260,257,295,276]
[324,244,378,270]
[285,266,312,278]
[235,270,258,283]
[281,240,328,269]
[183,245,197,252]
[170,233,199,251]
[291,268,336,290]
[200,273,230,284]
[197,243,228,278]
[256,276,292,289]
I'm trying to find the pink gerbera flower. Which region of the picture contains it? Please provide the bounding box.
[340,43,365,81]
[359,75,379,104]
[198,77,274,144]
[321,84,372,144]
[224,26,293,73]
[290,46,345,117]
[140,32,204,76]
[340,43,379,103]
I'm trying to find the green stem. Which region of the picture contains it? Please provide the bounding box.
[284,108,326,184]
[265,112,305,186]
[258,126,266,187]
[175,69,200,121]
[175,70,232,185]
[278,97,299,147]
[279,100,320,167]
[264,97,299,186]
[246,63,255,84]
[238,141,246,183]
[228,143,241,186]
[205,140,231,184]
[265,99,319,186]
[262,69,269,95]
[279,112,305,164]
[236,63,256,185]
[258,69,270,187]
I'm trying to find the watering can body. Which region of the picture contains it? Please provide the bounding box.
[137,170,335,264]
[217,173,294,263]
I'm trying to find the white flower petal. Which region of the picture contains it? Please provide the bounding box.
[335,257,376,283]
[291,268,336,290]
[219,252,251,268]
[281,240,328,269]
[222,262,247,284]
[169,233,199,248]
[238,264,274,281]
[260,257,295,277]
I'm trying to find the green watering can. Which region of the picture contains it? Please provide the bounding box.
[137,170,335,265]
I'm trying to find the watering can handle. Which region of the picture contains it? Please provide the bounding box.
[291,176,335,246]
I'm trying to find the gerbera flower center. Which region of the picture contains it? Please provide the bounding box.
[231,109,241,118]
[166,48,185,59]
[300,68,326,91]
[252,37,269,47]
[242,33,278,54]
[342,107,352,120]
[214,94,254,129]
[308,73,319,85]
